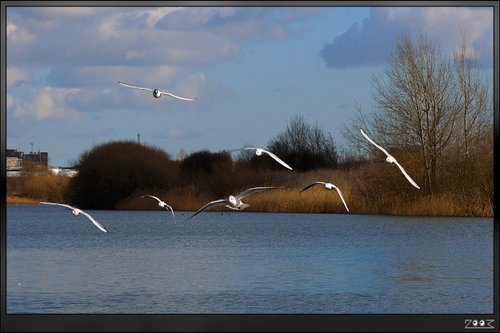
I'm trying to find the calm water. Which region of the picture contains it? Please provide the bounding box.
[6,204,493,314]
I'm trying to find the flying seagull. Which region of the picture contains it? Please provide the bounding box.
[300,182,350,212]
[186,186,285,220]
[360,129,420,189]
[141,195,176,222]
[229,147,293,170]
[117,81,197,101]
[40,202,108,233]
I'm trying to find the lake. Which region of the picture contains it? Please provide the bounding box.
[6,204,493,314]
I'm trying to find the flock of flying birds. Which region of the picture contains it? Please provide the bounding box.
[40,82,420,233]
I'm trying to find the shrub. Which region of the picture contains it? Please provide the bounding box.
[68,140,178,209]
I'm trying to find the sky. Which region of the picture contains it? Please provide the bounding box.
[5,4,494,167]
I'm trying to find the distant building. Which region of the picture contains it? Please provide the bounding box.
[50,167,78,177]
[7,149,23,158]
[7,148,48,167]
[6,149,23,171]
[6,148,49,176]
[23,151,48,166]
[7,156,22,170]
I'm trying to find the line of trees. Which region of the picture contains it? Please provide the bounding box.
[65,114,339,209]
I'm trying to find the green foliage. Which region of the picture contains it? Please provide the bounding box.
[68,140,178,209]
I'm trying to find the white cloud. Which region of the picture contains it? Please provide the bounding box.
[174,72,205,99]
[33,7,108,18]
[60,65,180,87]
[422,7,492,43]
[11,87,81,121]
[5,7,323,116]
[6,21,35,44]
[7,67,31,87]
[141,7,184,27]
[321,7,493,68]
[8,7,317,68]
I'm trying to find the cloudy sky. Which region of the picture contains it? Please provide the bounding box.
[6,4,494,166]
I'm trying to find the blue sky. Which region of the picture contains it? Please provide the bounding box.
[6,5,494,166]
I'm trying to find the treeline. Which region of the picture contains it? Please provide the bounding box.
[8,137,492,216]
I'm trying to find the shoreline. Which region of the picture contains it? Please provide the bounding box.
[7,196,493,218]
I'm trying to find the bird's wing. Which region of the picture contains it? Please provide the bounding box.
[164,204,176,221]
[158,91,196,101]
[331,186,350,212]
[237,186,284,200]
[186,199,228,220]
[79,211,108,233]
[300,182,326,192]
[360,129,391,158]
[40,202,75,210]
[261,149,293,170]
[117,81,153,92]
[142,195,161,203]
[393,160,421,189]
[224,147,253,153]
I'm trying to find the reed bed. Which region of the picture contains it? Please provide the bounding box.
[8,165,493,217]
[7,175,70,204]
[7,196,39,205]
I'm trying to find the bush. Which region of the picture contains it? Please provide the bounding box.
[68,140,178,209]
[181,150,232,174]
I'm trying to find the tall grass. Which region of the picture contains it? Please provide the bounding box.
[8,164,492,217]
[7,196,39,204]
[7,175,70,203]
[114,166,493,217]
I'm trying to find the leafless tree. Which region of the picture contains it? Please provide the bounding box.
[344,33,492,196]
[452,41,492,185]
[268,114,338,171]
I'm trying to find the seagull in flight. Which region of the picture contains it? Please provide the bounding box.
[117,81,197,101]
[229,147,293,170]
[186,186,284,220]
[300,182,350,212]
[141,195,176,222]
[360,129,420,189]
[40,202,108,233]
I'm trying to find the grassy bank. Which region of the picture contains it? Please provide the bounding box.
[7,175,70,204]
[7,167,493,217]
[115,168,493,217]
[7,196,39,205]
[116,186,492,217]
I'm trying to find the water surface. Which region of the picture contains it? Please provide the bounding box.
[6,204,493,314]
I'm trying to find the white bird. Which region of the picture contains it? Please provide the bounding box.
[141,195,176,222]
[117,81,197,101]
[300,182,350,212]
[40,202,108,233]
[360,129,420,189]
[187,186,285,220]
[229,147,293,170]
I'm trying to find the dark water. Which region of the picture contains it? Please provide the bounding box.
[6,204,493,314]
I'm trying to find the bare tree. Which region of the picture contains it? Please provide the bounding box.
[344,33,492,196]
[268,114,338,171]
[452,40,492,185]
